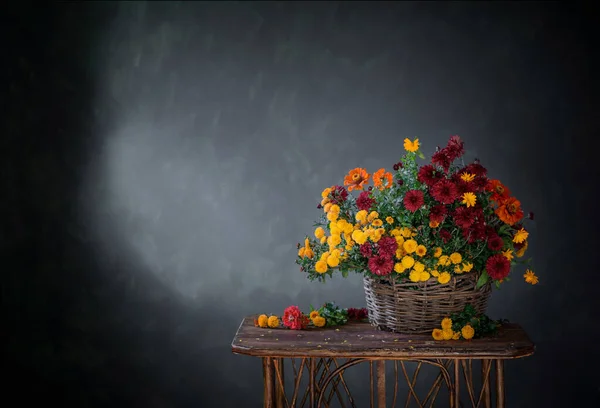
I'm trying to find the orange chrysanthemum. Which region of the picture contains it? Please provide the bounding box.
[487,179,511,202]
[343,168,370,192]
[372,168,394,189]
[495,197,524,225]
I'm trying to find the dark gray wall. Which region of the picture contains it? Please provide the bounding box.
[4,1,598,407]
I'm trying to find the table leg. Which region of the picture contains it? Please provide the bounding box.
[377,360,386,407]
[263,357,275,408]
[309,358,316,408]
[274,358,285,407]
[496,359,505,408]
[453,359,460,408]
[481,359,492,408]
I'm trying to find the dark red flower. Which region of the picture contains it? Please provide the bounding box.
[356,191,375,211]
[397,179,404,186]
[330,185,348,204]
[429,204,448,223]
[528,211,534,220]
[445,135,465,161]
[432,150,452,173]
[377,236,398,259]
[453,206,474,229]
[486,254,511,280]
[462,221,487,244]
[404,189,425,212]
[417,164,443,187]
[393,161,403,171]
[438,229,452,243]
[317,203,322,209]
[487,234,504,251]
[464,162,487,177]
[368,255,394,276]
[347,307,368,320]
[283,305,309,330]
[360,243,373,258]
[431,180,458,204]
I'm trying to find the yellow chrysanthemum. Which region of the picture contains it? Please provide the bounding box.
[403,137,420,152]
[415,245,427,257]
[315,260,328,274]
[502,249,514,261]
[401,256,415,269]
[367,211,379,222]
[432,328,444,341]
[312,316,326,327]
[449,252,462,264]
[403,239,418,253]
[460,172,476,182]
[390,228,401,236]
[329,224,341,236]
[321,187,332,198]
[321,197,330,207]
[430,269,440,277]
[434,247,443,258]
[314,227,325,239]
[438,272,451,284]
[267,316,280,328]
[413,262,425,273]
[320,236,327,244]
[454,264,463,273]
[351,230,367,245]
[516,241,528,257]
[523,269,539,285]
[462,192,477,207]
[386,216,394,224]
[438,255,451,266]
[323,202,332,213]
[409,269,421,282]
[355,210,368,223]
[462,262,474,272]
[419,271,431,281]
[400,227,413,238]
[394,263,405,273]
[327,211,338,222]
[309,310,320,319]
[394,235,405,247]
[513,228,529,244]
[442,329,454,340]
[452,332,461,340]
[371,219,383,227]
[326,255,340,267]
[370,231,382,243]
[441,318,453,330]
[327,235,342,248]
[258,314,269,328]
[461,325,475,340]
[395,248,404,259]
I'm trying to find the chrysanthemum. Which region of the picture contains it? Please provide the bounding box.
[485,254,511,281]
[523,269,539,285]
[487,234,504,251]
[513,228,529,244]
[404,189,425,212]
[373,168,394,189]
[417,164,443,186]
[486,179,511,202]
[453,206,474,229]
[495,197,524,225]
[441,318,453,330]
[403,138,420,152]
[429,204,447,223]
[461,192,477,207]
[343,168,370,192]
[461,324,475,340]
[368,255,394,276]
[432,328,444,341]
[431,180,458,204]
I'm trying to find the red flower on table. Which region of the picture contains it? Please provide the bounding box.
[283,305,309,330]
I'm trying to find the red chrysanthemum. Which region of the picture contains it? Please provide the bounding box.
[347,307,368,320]
[283,305,309,330]
[462,221,487,244]
[367,255,394,276]
[486,254,511,280]
[445,135,465,162]
[404,189,425,212]
[356,191,375,211]
[438,229,452,243]
[432,150,453,173]
[417,164,443,187]
[329,185,349,204]
[429,204,448,223]
[487,234,504,251]
[453,206,474,229]
[360,243,373,258]
[464,161,488,177]
[431,180,458,204]
[377,236,398,259]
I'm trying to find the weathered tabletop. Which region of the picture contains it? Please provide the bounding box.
[231,316,535,360]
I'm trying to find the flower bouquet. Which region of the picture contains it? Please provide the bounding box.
[296,135,537,333]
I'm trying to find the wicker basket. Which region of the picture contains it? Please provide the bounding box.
[363,273,492,334]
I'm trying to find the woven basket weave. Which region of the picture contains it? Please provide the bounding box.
[363,273,492,334]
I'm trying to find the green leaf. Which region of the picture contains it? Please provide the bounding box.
[494,280,501,289]
[476,270,489,289]
[341,269,349,278]
[417,150,425,159]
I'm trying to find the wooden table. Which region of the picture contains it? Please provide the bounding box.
[231,316,535,408]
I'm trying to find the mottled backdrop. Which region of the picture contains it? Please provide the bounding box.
[4,1,598,407]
